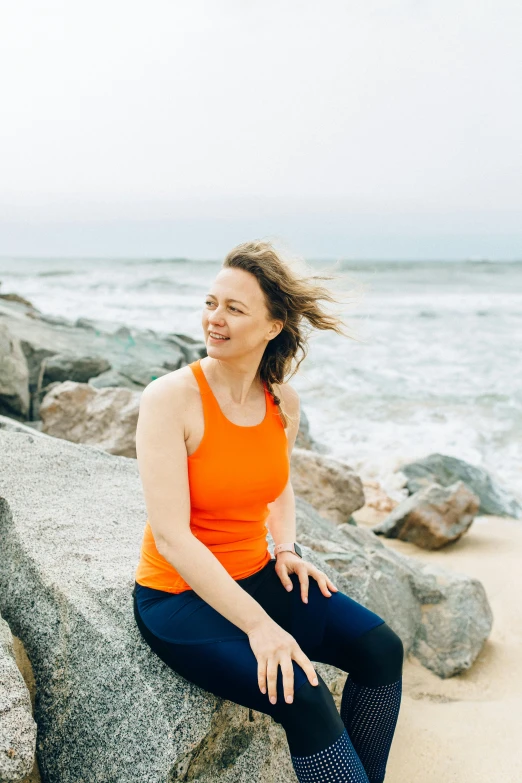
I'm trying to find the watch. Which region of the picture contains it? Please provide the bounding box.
[274,542,302,558]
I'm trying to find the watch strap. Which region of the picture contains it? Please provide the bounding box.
[274,542,302,558]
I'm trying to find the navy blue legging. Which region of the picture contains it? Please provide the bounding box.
[133,557,403,760]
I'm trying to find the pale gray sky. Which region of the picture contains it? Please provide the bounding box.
[1,0,521,259]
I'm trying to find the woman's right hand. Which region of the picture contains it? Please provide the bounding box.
[247,619,319,705]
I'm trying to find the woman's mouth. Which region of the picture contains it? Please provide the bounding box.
[208,332,230,342]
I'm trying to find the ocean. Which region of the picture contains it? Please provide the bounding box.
[1,256,521,503]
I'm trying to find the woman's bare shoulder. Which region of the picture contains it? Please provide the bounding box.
[140,364,198,405]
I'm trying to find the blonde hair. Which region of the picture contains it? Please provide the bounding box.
[222,238,364,429]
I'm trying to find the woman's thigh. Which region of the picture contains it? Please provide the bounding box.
[251,562,386,665]
[133,578,349,753]
[133,559,389,704]
[273,569,403,686]
[132,582,309,720]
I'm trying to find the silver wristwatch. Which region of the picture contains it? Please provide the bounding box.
[274,542,302,558]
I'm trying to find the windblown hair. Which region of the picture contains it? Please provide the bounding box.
[222,238,364,430]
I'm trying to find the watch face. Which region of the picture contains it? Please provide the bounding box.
[294,543,302,558]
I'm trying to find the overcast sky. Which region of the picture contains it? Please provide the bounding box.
[1,0,521,259]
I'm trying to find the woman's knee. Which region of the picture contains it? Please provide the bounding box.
[349,622,404,686]
[275,673,345,756]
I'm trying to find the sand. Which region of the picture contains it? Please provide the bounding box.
[353,509,522,782]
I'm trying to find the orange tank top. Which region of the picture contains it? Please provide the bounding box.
[134,358,290,593]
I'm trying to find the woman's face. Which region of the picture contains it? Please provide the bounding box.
[202,267,282,359]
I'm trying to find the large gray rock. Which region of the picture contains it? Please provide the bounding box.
[0,429,494,782]
[0,611,37,782]
[0,430,299,783]
[400,453,522,520]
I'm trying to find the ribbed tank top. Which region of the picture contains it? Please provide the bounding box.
[134,358,290,593]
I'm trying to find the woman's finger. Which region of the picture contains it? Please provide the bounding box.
[276,563,294,592]
[257,656,267,695]
[298,571,310,603]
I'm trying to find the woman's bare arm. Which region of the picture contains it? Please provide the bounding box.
[135,375,272,636]
[265,383,300,546]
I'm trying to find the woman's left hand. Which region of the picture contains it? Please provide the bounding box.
[274,552,339,604]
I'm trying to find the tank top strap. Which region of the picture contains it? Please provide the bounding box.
[189,358,223,419]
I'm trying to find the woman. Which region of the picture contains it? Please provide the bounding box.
[132,240,403,783]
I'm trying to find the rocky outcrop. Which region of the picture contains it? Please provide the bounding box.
[290,447,365,524]
[0,611,37,782]
[370,481,480,549]
[0,428,493,782]
[399,453,522,520]
[0,296,205,423]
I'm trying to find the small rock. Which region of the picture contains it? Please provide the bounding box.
[371,481,480,549]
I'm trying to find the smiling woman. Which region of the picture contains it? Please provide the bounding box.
[133,238,403,783]
[199,240,359,426]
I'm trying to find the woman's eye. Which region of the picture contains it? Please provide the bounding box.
[205,301,241,313]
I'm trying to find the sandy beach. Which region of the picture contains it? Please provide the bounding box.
[354,508,522,782]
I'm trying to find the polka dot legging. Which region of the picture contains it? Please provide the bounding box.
[290,670,402,782]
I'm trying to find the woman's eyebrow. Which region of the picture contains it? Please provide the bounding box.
[206,294,249,309]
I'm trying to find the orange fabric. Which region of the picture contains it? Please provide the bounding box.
[135,358,290,593]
